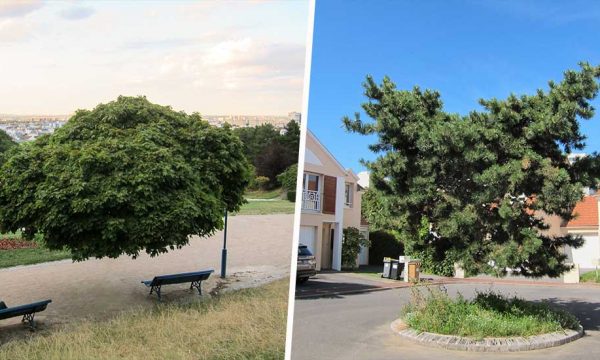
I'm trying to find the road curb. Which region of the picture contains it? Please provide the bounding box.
[391,319,584,352]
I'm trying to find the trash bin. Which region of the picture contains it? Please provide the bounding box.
[390,260,404,280]
[407,261,421,282]
[382,257,392,278]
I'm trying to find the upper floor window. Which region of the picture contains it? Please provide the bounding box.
[345,183,353,207]
[303,173,320,192]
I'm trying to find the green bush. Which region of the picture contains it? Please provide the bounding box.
[368,230,404,265]
[277,164,297,191]
[254,176,270,190]
[286,191,296,203]
[402,287,580,338]
[342,227,370,269]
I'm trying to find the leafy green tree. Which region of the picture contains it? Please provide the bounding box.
[0,129,16,161]
[0,96,251,261]
[277,163,298,192]
[342,227,370,269]
[233,120,300,186]
[344,63,600,277]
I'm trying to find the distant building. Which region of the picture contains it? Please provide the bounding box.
[288,111,301,124]
[0,112,301,142]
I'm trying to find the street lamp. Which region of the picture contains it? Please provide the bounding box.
[221,210,228,278]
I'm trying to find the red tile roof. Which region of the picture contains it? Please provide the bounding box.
[565,195,599,228]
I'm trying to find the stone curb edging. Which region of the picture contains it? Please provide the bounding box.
[391,319,584,352]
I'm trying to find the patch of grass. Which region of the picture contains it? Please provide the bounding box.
[244,188,282,200]
[0,248,72,269]
[0,279,289,360]
[0,231,23,240]
[235,199,295,215]
[402,287,579,339]
[580,270,600,283]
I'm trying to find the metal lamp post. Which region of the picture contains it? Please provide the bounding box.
[221,210,228,278]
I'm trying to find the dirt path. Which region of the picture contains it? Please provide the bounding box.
[0,214,293,337]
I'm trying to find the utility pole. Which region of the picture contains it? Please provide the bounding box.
[221,210,228,278]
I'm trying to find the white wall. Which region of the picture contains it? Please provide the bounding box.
[571,235,600,269]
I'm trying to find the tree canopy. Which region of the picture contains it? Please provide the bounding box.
[347,63,600,277]
[233,120,300,186]
[0,128,16,157]
[0,96,251,260]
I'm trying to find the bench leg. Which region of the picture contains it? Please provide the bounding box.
[190,280,202,296]
[22,313,36,331]
[149,285,162,301]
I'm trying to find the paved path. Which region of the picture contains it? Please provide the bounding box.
[0,214,293,340]
[292,274,600,360]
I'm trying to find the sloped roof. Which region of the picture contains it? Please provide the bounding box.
[565,195,599,228]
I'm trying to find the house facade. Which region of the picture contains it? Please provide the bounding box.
[299,130,368,271]
[561,195,600,269]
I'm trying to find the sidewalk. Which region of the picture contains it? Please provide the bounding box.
[0,214,293,332]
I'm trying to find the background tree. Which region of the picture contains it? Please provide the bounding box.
[277,163,298,193]
[342,227,370,269]
[345,63,600,277]
[0,96,251,261]
[0,129,16,162]
[233,120,300,187]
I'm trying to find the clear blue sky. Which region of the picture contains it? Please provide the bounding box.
[307,0,600,172]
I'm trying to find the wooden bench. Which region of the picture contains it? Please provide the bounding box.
[0,299,52,330]
[142,269,214,301]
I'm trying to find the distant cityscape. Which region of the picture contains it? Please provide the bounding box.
[0,112,301,142]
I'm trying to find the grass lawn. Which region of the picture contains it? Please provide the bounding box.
[0,232,72,269]
[402,288,580,339]
[0,279,289,360]
[580,270,600,283]
[244,188,283,200]
[235,199,295,215]
[0,248,72,269]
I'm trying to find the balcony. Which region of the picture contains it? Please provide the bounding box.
[302,189,321,211]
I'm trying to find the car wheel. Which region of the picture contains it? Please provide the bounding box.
[297,277,309,284]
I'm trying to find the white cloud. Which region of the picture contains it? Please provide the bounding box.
[0,19,32,42]
[59,6,95,21]
[0,1,309,115]
[0,1,43,18]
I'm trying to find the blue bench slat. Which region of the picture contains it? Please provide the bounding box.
[0,300,52,321]
[142,269,214,287]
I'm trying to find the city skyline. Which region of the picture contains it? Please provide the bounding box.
[0,1,309,115]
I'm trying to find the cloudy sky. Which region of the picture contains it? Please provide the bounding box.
[0,0,309,115]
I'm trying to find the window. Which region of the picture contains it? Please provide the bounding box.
[303,173,320,191]
[345,183,353,207]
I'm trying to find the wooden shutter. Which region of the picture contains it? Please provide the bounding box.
[323,176,337,215]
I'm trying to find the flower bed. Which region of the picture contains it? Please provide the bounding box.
[0,238,37,250]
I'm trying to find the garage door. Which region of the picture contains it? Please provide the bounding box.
[572,235,600,269]
[300,226,317,255]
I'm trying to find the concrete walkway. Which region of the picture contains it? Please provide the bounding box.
[0,214,293,340]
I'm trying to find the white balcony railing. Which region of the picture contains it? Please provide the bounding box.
[302,190,321,211]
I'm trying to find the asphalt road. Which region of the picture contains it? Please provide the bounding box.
[291,279,600,360]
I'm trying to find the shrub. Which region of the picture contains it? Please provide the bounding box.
[402,287,580,338]
[368,230,404,265]
[254,176,270,190]
[286,191,296,203]
[277,164,297,191]
[342,227,370,269]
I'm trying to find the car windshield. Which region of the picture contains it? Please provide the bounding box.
[298,246,312,256]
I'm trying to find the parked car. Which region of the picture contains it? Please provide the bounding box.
[297,244,317,284]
